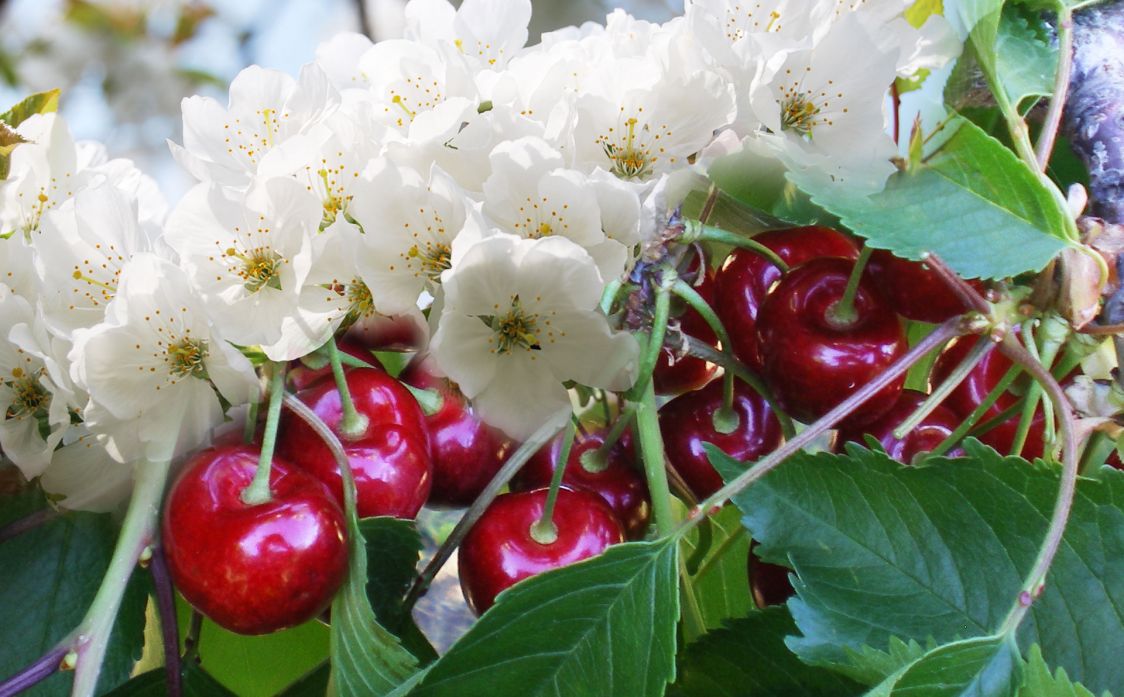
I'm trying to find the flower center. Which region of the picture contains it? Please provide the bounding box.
[346,278,375,319]
[780,92,821,138]
[228,247,284,292]
[166,337,209,380]
[316,165,354,229]
[4,369,49,420]
[489,297,541,354]
[602,117,653,180]
[408,242,452,281]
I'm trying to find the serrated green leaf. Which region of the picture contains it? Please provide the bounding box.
[867,635,1021,697]
[0,489,149,696]
[102,663,237,696]
[840,637,931,686]
[669,608,864,697]
[792,117,1071,279]
[412,539,680,697]
[0,89,59,128]
[995,4,1058,107]
[1018,645,1111,697]
[719,443,1123,694]
[679,505,753,631]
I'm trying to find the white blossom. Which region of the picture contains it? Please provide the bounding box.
[404,0,532,72]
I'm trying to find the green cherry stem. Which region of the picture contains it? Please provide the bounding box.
[682,223,789,273]
[241,362,287,506]
[580,403,637,473]
[1079,430,1116,475]
[825,246,873,327]
[636,380,676,536]
[599,278,624,316]
[683,337,796,440]
[327,337,369,439]
[332,351,444,415]
[1034,5,1074,170]
[929,364,1023,458]
[627,273,672,402]
[995,333,1078,635]
[893,335,990,440]
[531,419,578,545]
[670,279,739,434]
[242,395,259,445]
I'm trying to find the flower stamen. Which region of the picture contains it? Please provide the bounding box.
[488,296,541,354]
[166,337,209,380]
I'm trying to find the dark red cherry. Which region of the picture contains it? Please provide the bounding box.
[458,488,624,614]
[162,444,348,635]
[654,257,718,395]
[755,257,907,428]
[748,542,794,608]
[346,312,428,352]
[400,357,516,507]
[866,250,986,324]
[513,429,650,539]
[659,379,783,498]
[714,226,858,368]
[932,337,1045,459]
[835,389,964,463]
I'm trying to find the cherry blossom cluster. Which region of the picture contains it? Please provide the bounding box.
[0,0,956,511]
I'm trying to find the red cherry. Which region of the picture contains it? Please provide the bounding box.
[755,257,907,428]
[931,337,1045,459]
[162,444,348,635]
[654,257,718,395]
[866,250,986,324]
[278,368,432,518]
[458,488,624,615]
[512,429,650,539]
[287,339,380,392]
[714,226,858,369]
[660,379,783,498]
[400,358,516,507]
[835,389,963,463]
[748,542,794,608]
[346,312,428,352]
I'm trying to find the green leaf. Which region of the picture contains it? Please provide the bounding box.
[680,187,790,235]
[1018,645,1110,697]
[792,117,1071,279]
[102,663,237,696]
[330,513,420,696]
[0,491,149,696]
[994,4,1058,107]
[0,89,60,128]
[707,148,833,227]
[412,539,680,697]
[358,516,437,664]
[276,662,330,697]
[722,443,1124,694]
[867,635,1021,697]
[679,505,753,631]
[669,608,863,697]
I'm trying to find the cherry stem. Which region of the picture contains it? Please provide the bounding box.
[683,336,796,439]
[1011,316,1067,459]
[825,246,873,328]
[580,404,637,473]
[683,224,789,273]
[327,337,369,439]
[531,419,577,545]
[148,546,183,697]
[0,507,59,545]
[930,363,1023,457]
[182,611,203,662]
[627,273,672,402]
[599,278,623,316]
[995,333,1078,635]
[920,252,992,314]
[241,362,287,506]
[670,279,740,434]
[70,461,170,697]
[332,351,444,414]
[893,335,990,440]
[682,318,965,532]
[400,416,567,610]
[242,397,259,444]
[891,80,902,146]
[698,183,720,224]
[636,380,678,536]
[1035,6,1074,171]
[0,645,68,697]
[1079,430,1116,475]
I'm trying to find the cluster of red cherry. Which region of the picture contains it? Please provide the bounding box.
[157,225,1051,636]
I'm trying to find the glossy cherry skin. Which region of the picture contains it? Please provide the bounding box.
[162,444,348,635]
[659,379,783,498]
[512,429,650,539]
[654,258,718,395]
[714,226,858,369]
[748,543,794,609]
[866,250,986,324]
[835,389,963,463]
[932,337,1045,459]
[278,368,432,518]
[756,257,908,428]
[458,487,624,615]
[287,338,380,392]
[400,358,516,507]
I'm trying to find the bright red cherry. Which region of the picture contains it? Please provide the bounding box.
[748,543,794,609]
[162,444,348,635]
[512,429,650,539]
[659,379,783,498]
[400,358,516,507]
[931,337,1045,459]
[755,257,907,428]
[458,488,624,615]
[287,339,380,392]
[714,226,858,369]
[866,250,986,324]
[654,257,718,395]
[278,368,432,518]
[835,389,964,463]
